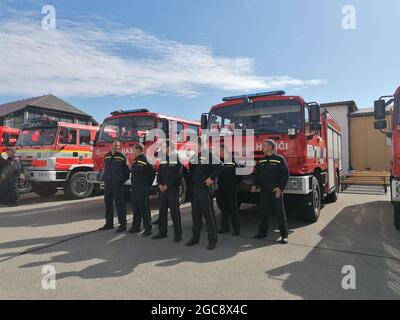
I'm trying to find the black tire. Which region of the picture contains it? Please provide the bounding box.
[65,172,94,200]
[178,177,187,206]
[394,203,400,231]
[300,177,321,222]
[18,181,32,194]
[33,183,58,197]
[91,184,104,196]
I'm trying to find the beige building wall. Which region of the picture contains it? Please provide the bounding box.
[350,114,392,171]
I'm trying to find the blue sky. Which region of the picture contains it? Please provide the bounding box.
[0,0,399,123]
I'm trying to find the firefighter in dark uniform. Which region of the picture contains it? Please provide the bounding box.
[0,147,24,207]
[152,141,183,242]
[129,143,155,237]
[251,139,289,244]
[217,145,241,236]
[186,137,224,250]
[99,139,130,233]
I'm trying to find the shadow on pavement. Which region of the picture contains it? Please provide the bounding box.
[266,200,400,299]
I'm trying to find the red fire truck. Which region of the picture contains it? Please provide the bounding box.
[86,109,201,204]
[0,126,19,153]
[15,118,99,199]
[201,91,342,222]
[373,86,400,230]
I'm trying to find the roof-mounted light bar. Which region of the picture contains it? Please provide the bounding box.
[222,91,286,102]
[111,108,150,115]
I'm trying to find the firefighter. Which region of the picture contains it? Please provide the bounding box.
[186,137,224,250]
[129,143,156,237]
[217,145,241,236]
[251,139,289,244]
[99,139,130,233]
[0,147,24,207]
[152,141,183,242]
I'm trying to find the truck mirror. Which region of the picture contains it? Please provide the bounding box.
[201,114,208,130]
[309,104,321,131]
[374,120,387,130]
[374,100,386,120]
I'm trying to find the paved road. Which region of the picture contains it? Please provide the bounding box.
[0,191,399,300]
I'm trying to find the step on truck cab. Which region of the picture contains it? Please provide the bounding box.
[201,91,343,222]
[87,109,201,205]
[16,117,99,199]
[373,86,400,230]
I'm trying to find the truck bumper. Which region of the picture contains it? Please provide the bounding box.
[391,178,400,202]
[86,171,158,187]
[25,170,61,182]
[239,175,314,195]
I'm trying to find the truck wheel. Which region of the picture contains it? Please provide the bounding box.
[394,203,400,231]
[178,177,187,206]
[33,183,58,197]
[18,181,32,194]
[65,172,94,200]
[300,177,321,222]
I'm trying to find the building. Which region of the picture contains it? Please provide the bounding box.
[320,101,358,172]
[0,94,97,128]
[349,107,392,171]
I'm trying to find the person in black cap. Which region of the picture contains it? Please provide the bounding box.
[186,137,224,250]
[129,142,156,237]
[251,139,289,244]
[152,141,183,242]
[99,139,130,233]
[217,144,241,236]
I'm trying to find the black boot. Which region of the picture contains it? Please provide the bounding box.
[152,233,167,240]
[185,238,199,247]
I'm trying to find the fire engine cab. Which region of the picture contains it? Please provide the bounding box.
[87,109,201,204]
[0,126,19,153]
[201,91,343,222]
[373,86,400,230]
[16,117,99,199]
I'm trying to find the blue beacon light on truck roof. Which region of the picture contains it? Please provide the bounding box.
[111,108,150,115]
[222,91,286,102]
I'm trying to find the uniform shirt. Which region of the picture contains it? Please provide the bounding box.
[253,153,289,192]
[103,151,129,184]
[131,153,155,187]
[157,154,183,189]
[218,159,242,187]
[188,152,224,188]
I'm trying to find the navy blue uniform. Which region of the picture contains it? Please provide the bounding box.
[0,155,23,205]
[253,153,289,238]
[157,155,183,237]
[130,154,155,232]
[103,151,129,228]
[188,153,224,243]
[217,159,241,233]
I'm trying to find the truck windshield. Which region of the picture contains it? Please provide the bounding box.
[17,127,57,146]
[209,99,302,134]
[98,116,155,142]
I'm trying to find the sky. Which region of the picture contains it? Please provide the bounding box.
[0,0,399,123]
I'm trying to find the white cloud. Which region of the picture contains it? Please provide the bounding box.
[0,14,326,97]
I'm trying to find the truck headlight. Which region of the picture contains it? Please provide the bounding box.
[286,177,302,190]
